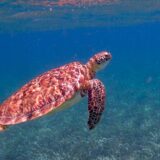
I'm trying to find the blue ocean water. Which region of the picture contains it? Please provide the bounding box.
[0,1,160,160]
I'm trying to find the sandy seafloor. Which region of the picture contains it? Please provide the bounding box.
[0,23,160,160]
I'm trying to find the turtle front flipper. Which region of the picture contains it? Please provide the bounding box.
[85,79,106,130]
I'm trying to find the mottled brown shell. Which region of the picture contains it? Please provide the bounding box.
[0,62,93,125]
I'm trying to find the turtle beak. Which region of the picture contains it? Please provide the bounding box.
[105,52,112,61]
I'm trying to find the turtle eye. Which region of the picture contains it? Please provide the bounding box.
[96,59,102,64]
[105,55,108,60]
[96,57,106,65]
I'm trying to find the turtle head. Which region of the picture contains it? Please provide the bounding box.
[87,51,112,72]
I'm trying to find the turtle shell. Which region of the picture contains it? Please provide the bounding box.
[0,62,89,125]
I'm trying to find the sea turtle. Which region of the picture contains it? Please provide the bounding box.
[0,51,112,132]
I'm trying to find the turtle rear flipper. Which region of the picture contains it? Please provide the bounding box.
[86,79,106,130]
[0,124,8,132]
